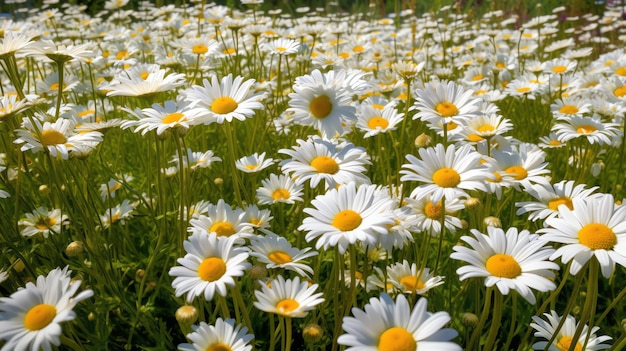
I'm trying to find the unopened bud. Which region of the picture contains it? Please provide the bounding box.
[135,269,145,282]
[65,241,84,257]
[214,178,223,186]
[461,312,479,328]
[464,197,481,210]
[483,216,501,228]
[414,133,432,148]
[176,305,199,325]
[39,184,50,195]
[13,258,25,273]
[303,323,324,343]
[248,264,268,280]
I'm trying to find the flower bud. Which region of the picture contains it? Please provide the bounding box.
[303,323,324,343]
[248,264,268,280]
[414,133,432,148]
[65,241,84,257]
[461,312,479,328]
[464,197,481,210]
[484,216,501,228]
[176,305,199,325]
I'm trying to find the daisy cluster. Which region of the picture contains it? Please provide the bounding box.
[1,0,626,350]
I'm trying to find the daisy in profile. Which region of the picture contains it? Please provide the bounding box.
[412,80,482,126]
[171,148,221,172]
[256,173,304,205]
[261,37,300,55]
[100,199,135,228]
[489,143,551,190]
[249,233,318,277]
[451,226,559,304]
[120,99,206,136]
[0,94,31,122]
[551,115,621,146]
[242,205,273,232]
[530,311,612,351]
[14,115,103,160]
[550,96,591,118]
[355,104,404,138]
[400,143,492,202]
[98,175,133,200]
[386,260,444,296]
[254,275,324,318]
[184,74,265,124]
[169,232,250,303]
[338,293,461,350]
[299,182,395,254]
[235,152,275,173]
[19,206,69,238]
[540,193,626,278]
[105,67,186,98]
[178,318,254,351]
[450,112,513,144]
[188,199,254,240]
[0,267,93,351]
[404,194,465,236]
[515,180,599,223]
[279,137,371,189]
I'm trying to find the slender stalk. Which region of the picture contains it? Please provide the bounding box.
[484,289,503,351]
[468,286,493,351]
[223,122,243,206]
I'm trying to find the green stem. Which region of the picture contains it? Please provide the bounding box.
[55,60,64,119]
[285,317,293,351]
[468,286,493,351]
[484,289,503,351]
[571,259,599,351]
[223,122,244,206]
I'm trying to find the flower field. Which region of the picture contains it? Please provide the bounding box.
[1,0,626,350]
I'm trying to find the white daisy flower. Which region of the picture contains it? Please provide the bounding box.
[530,311,612,350]
[338,293,461,350]
[261,37,300,55]
[355,105,404,138]
[100,199,135,228]
[256,173,304,205]
[18,207,69,238]
[412,80,482,126]
[188,199,254,240]
[551,115,622,146]
[404,194,465,236]
[235,152,275,173]
[488,143,551,190]
[0,267,93,351]
[120,99,206,136]
[178,318,254,351]
[169,232,250,303]
[386,260,444,296]
[539,193,626,278]
[253,275,324,318]
[105,67,186,97]
[451,226,559,304]
[249,233,318,277]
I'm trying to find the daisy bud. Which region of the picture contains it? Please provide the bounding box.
[483,216,501,228]
[464,197,481,210]
[175,305,199,325]
[65,241,84,257]
[303,323,324,343]
[13,258,25,272]
[39,184,50,195]
[214,177,223,186]
[414,133,432,148]
[248,264,268,280]
[461,312,479,328]
[460,219,469,229]
[135,269,145,282]
[88,312,96,321]
[622,318,626,332]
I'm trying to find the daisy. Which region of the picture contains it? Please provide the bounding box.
[539,193,626,278]
[504,76,540,99]
[515,180,599,223]
[18,207,69,238]
[169,232,250,303]
[451,226,559,304]
[400,143,492,203]
[178,318,254,351]
[404,194,465,236]
[299,182,395,254]
[249,233,318,277]
[0,94,31,122]
[386,260,444,295]
[261,37,300,55]
[450,112,513,144]
[120,99,206,136]
[0,30,35,58]
[253,275,324,318]
[105,68,186,98]
[188,199,254,240]
[542,58,577,75]
[338,293,461,350]
[235,152,275,173]
[242,205,273,231]
[538,133,566,149]
[279,137,371,189]
[171,149,222,171]
[488,143,551,190]
[184,74,265,124]
[172,36,218,57]
[98,175,133,200]
[256,173,304,205]
[550,97,592,118]
[551,115,621,146]
[412,80,482,126]
[530,311,612,351]
[14,116,103,160]
[355,104,404,138]
[0,267,93,351]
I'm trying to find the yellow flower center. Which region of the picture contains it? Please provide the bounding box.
[377,327,416,351]
[435,101,459,117]
[24,304,57,331]
[367,116,389,129]
[548,196,573,211]
[372,103,385,110]
[339,51,350,59]
[162,112,185,124]
[578,223,617,250]
[614,86,626,97]
[206,342,232,351]
[353,45,365,53]
[310,156,339,174]
[268,250,293,264]
[477,124,495,134]
[556,336,582,351]
[211,96,239,115]
[552,65,567,73]
[486,172,502,183]
[517,87,531,93]
[576,125,597,135]
[209,221,236,237]
[496,62,506,69]
[309,95,333,119]
[400,276,425,292]
[332,210,362,231]
[197,257,226,282]
[244,165,259,171]
[116,50,129,60]
[424,202,442,220]
[504,165,528,180]
[140,71,150,80]
[271,188,291,200]
[615,67,626,76]
[472,74,484,81]
[549,140,563,146]
[276,298,300,313]
[432,167,461,187]
[41,130,67,146]
[559,105,579,114]
[192,44,208,54]
[35,216,57,230]
[76,109,96,118]
[485,254,522,278]
[468,134,484,142]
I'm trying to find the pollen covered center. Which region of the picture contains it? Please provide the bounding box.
[276,298,300,313]
[271,188,291,200]
[24,303,57,331]
[41,130,67,146]
[400,276,425,292]
[424,202,442,220]
[578,223,617,250]
[548,196,573,211]
[552,65,567,73]
[162,112,185,124]
[367,116,389,129]
[332,210,362,231]
[211,96,239,115]
[192,44,208,54]
[35,216,57,230]
[504,165,528,180]
[197,257,226,282]
[485,254,522,278]
[268,250,293,264]
[576,125,597,135]
[435,101,459,117]
[206,342,232,351]
[310,156,339,174]
[559,105,579,114]
[309,95,333,119]
[432,167,461,187]
[556,336,582,351]
[209,221,236,237]
[615,86,626,97]
[377,327,416,351]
